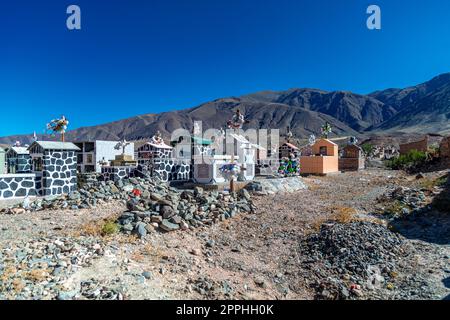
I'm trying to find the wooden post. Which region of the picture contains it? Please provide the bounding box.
[230,177,235,193]
[61,132,65,142]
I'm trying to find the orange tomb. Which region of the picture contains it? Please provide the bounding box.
[300,139,339,174]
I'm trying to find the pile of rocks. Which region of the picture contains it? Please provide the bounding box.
[298,221,411,300]
[377,186,429,217]
[0,236,107,300]
[117,186,254,237]
[388,186,427,208]
[1,176,165,213]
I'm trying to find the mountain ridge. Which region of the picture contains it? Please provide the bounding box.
[1,72,449,145]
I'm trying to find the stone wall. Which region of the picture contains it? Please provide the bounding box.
[42,150,78,196]
[440,136,450,158]
[0,174,36,199]
[399,137,428,155]
[153,159,191,182]
[339,157,365,171]
[101,166,137,182]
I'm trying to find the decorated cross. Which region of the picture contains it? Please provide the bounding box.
[308,134,316,146]
[46,116,69,142]
[348,136,358,145]
[114,139,131,155]
[320,122,332,139]
[150,130,164,145]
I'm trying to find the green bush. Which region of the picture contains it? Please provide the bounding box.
[386,149,428,170]
[101,221,120,235]
[361,143,374,156]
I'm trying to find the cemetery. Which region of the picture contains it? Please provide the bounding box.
[5,113,449,202]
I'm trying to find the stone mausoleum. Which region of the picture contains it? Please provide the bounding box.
[0,141,80,199]
[29,141,80,196]
[6,146,31,174]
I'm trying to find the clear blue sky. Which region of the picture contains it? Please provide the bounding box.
[0,0,449,136]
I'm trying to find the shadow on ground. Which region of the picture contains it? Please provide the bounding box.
[389,173,450,245]
[443,277,450,300]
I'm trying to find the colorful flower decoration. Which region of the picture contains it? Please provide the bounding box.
[278,158,301,176]
[46,116,69,141]
[219,163,241,180]
[132,189,141,197]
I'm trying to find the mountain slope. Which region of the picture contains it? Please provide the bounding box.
[372,79,450,134]
[241,88,397,131]
[0,98,360,145]
[0,72,449,145]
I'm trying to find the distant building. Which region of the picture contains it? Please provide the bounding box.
[398,134,445,156]
[6,147,31,173]
[74,140,135,173]
[399,137,429,155]
[440,136,450,158]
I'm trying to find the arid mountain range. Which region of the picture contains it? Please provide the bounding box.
[1,73,449,145]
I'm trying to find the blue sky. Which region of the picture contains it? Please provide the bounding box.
[0,0,449,136]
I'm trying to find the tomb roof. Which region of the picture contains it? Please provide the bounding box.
[10,147,29,155]
[282,142,300,150]
[143,141,173,149]
[315,138,338,146]
[192,136,213,145]
[29,141,81,151]
[229,133,265,150]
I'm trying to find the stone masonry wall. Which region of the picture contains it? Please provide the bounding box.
[0,174,36,199]
[42,150,78,196]
[101,166,137,182]
[153,159,191,182]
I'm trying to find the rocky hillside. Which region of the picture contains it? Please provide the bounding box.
[0,73,449,145]
[371,73,450,134]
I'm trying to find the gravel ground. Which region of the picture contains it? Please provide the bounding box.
[0,168,449,300]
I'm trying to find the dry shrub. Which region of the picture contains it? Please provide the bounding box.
[0,265,17,284]
[130,251,145,263]
[25,269,49,282]
[309,206,358,233]
[76,214,120,238]
[420,174,447,190]
[12,279,25,293]
[332,206,357,224]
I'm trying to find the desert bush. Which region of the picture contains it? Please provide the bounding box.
[101,221,120,235]
[420,174,448,190]
[361,143,374,156]
[385,149,427,171]
[78,217,120,237]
